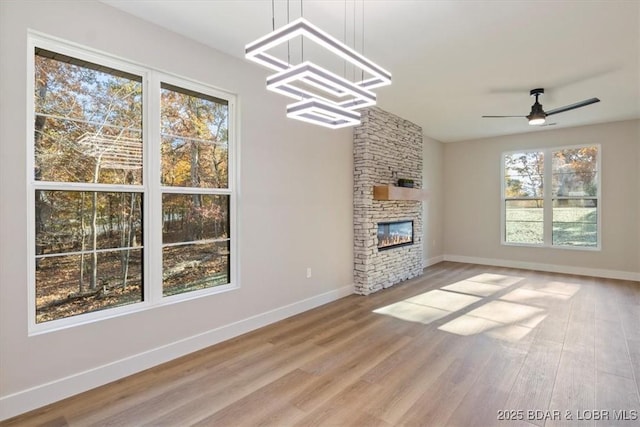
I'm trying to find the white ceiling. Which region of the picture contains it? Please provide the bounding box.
[102,0,640,142]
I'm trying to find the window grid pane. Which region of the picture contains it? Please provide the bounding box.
[36,190,142,256]
[162,194,229,244]
[504,151,544,198]
[161,193,230,296]
[35,249,143,324]
[552,198,598,247]
[34,190,143,323]
[160,85,229,189]
[162,241,230,297]
[505,199,544,244]
[35,52,143,185]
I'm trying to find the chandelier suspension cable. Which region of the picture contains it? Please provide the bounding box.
[361,0,365,81]
[287,0,291,66]
[271,0,275,31]
[343,0,347,78]
[353,0,357,81]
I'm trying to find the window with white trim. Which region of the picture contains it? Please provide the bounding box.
[29,36,236,329]
[160,83,231,296]
[502,145,600,249]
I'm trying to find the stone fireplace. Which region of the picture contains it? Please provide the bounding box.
[353,107,424,295]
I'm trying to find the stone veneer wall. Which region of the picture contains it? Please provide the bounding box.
[353,107,424,295]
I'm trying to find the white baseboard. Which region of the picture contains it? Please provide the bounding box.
[423,255,444,269]
[0,284,354,421]
[443,255,640,282]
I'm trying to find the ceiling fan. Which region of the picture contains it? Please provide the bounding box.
[482,88,600,126]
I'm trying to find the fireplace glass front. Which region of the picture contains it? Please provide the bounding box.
[377,220,414,250]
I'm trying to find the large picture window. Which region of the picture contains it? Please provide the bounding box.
[29,37,236,330]
[502,145,600,249]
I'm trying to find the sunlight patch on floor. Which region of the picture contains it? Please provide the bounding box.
[466,273,524,287]
[465,300,547,328]
[438,314,534,342]
[405,289,481,312]
[522,280,581,297]
[373,289,480,326]
[372,273,564,342]
[441,280,504,297]
[437,298,547,342]
[373,301,451,325]
[500,288,571,307]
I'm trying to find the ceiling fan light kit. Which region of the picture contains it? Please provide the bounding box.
[483,87,600,127]
[245,13,391,129]
[527,89,547,125]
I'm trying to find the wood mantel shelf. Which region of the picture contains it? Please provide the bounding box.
[373,185,428,201]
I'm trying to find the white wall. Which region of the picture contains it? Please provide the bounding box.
[0,0,354,419]
[443,119,640,278]
[423,134,444,266]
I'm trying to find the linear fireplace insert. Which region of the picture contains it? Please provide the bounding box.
[377,220,414,250]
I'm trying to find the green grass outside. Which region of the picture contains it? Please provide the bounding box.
[506,207,597,247]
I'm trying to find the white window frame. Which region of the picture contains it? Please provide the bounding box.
[501,144,601,251]
[27,32,239,335]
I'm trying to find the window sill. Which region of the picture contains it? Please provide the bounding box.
[501,242,601,252]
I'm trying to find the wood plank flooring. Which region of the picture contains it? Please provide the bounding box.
[3,262,640,427]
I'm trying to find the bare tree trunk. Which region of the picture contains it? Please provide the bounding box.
[120,191,136,289]
[79,192,86,293]
[120,192,127,289]
[108,197,114,237]
[190,142,202,240]
[211,145,221,188]
[90,160,101,291]
[191,143,199,187]
[90,190,98,290]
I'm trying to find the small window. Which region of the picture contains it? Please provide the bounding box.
[502,145,600,249]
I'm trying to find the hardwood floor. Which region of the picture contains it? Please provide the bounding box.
[3,262,640,426]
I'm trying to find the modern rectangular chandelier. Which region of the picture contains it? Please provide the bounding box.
[245,16,391,129]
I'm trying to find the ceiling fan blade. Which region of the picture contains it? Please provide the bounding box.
[481,115,526,118]
[546,98,600,116]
